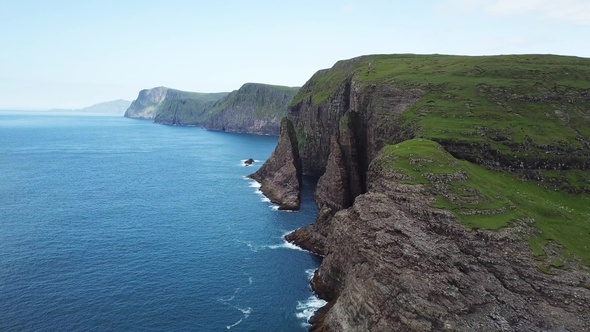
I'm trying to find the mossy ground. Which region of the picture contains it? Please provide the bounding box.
[381,139,590,267]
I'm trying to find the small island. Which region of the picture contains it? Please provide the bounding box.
[244,158,255,166]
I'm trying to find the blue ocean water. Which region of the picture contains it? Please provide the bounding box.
[0,112,323,331]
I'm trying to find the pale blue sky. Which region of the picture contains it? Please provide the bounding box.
[1,0,589,109]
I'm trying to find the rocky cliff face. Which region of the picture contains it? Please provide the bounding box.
[248,118,301,210]
[153,90,229,125]
[125,83,298,135]
[308,155,590,331]
[205,83,299,135]
[254,54,590,331]
[124,86,168,119]
[125,87,228,124]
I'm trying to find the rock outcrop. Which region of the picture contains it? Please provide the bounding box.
[307,152,590,331]
[248,118,302,210]
[254,54,590,331]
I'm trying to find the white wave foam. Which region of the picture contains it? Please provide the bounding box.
[239,159,262,167]
[236,239,258,252]
[296,296,328,327]
[305,269,316,280]
[217,294,235,302]
[266,239,306,252]
[219,287,252,330]
[227,318,242,329]
[248,181,261,188]
[226,306,252,329]
[282,241,306,251]
[238,306,252,317]
[245,178,286,210]
[248,276,253,285]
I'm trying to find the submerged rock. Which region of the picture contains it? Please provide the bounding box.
[244,158,255,166]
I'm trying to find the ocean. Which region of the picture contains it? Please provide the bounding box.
[0,112,324,331]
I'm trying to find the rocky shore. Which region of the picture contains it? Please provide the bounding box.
[290,156,590,331]
[252,54,590,331]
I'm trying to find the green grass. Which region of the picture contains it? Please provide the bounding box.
[380,139,590,267]
[290,54,590,267]
[207,83,298,119]
[152,89,229,124]
[292,54,590,192]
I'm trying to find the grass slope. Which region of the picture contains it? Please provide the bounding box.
[154,90,229,124]
[293,55,590,174]
[295,54,590,269]
[208,83,298,118]
[380,139,590,268]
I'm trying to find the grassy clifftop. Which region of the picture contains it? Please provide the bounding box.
[376,139,590,268]
[294,54,590,189]
[154,90,229,124]
[127,84,298,134]
[208,83,298,119]
[293,54,590,268]
[293,54,589,146]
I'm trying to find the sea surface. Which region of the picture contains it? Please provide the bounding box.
[0,112,324,331]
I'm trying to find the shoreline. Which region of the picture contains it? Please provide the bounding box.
[246,175,326,328]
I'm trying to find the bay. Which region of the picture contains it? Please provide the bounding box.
[0,112,322,331]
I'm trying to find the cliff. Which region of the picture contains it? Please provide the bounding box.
[124,86,228,122]
[255,54,590,331]
[125,83,298,135]
[249,118,302,210]
[124,86,168,119]
[204,83,299,135]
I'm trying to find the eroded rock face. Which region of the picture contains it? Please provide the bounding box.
[248,118,302,210]
[268,55,590,331]
[125,83,297,135]
[124,87,168,119]
[304,158,590,331]
[204,83,298,135]
[291,78,422,179]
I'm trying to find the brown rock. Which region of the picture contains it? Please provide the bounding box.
[248,118,301,210]
[306,156,590,331]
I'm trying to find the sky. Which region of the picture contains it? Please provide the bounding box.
[1,0,589,110]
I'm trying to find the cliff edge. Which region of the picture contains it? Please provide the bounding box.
[204,83,299,135]
[255,54,590,331]
[125,83,298,135]
[248,118,302,210]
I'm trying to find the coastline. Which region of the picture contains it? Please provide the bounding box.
[246,175,325,328]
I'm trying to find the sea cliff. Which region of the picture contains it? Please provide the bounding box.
[124,83,298,135]
[253,54,590,331]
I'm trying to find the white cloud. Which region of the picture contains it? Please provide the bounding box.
[448,0,590,26]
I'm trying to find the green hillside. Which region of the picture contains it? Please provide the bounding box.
[377,139,590,268]
[295,54,590,190]
[154,90,229,124]
[293,54,590,268]
[208,83,299,118]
